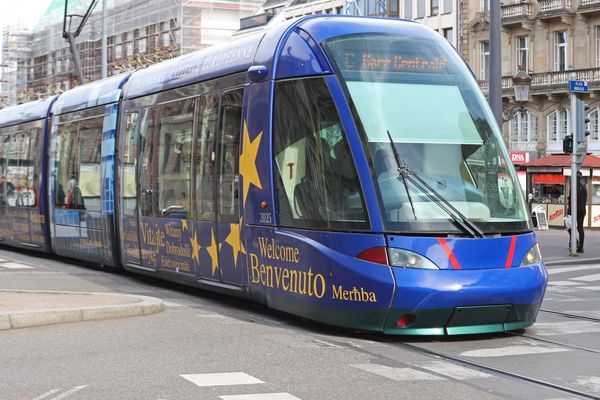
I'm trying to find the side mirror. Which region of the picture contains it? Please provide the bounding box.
[248,65,268,82]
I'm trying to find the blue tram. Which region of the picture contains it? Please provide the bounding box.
[0,15,547,335]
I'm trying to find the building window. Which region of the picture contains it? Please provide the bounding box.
[416,0,425,18]
[554,31,568,71]
[547,109,569,143]
[481,0,489,11]
[138,38,147,54]
[516,36,529,72]
[510,111,538,143]
[335,6,343,13]
[444,0,452,13]
[404,0,412,18]
[443,27,454,46]
[431,0,439,16]
[589,108,599,141]
[480,41,490,80]
[596,26,600,67]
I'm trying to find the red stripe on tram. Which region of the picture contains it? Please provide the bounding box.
[437,238,461,270]
[505,236,517,269]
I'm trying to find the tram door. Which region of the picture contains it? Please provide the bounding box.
[195,89,245,286]
[214,89,245,287]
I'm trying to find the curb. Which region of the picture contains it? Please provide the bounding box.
[544,257,600,266]
[0,290,164,331]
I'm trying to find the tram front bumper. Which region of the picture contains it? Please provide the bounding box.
[383,262,548,335]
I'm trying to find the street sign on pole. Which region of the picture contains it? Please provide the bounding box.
[569,80,589,94]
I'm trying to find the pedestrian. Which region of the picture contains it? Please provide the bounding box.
[567,171,587,253]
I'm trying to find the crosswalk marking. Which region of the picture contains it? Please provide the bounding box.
[0,262,33,269]
[460,345,568,357]
[571,273,600,282]
[547,281,580,286]
[48,386,87,400]
[582,286,600,291]
[31,389,62,400]
[575,376,600,393]
[0,257,7,262]
[532,321,600,336]
[352,364,445,381]
[547,265,600,275]
[181,372,264,387]
[418,360,491,379]
[219,393,302,400]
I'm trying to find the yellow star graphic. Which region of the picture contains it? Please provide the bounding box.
[189,230,201,264]
[206,229,221,276]
[182,220,189,232]
[239,120,263,206]
[225,217,246,269]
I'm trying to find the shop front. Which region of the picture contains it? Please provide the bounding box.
[524,154,600,229]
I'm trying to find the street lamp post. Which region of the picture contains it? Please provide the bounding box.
[504,65,532,122]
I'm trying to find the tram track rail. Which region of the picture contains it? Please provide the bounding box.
[540,308,600,323]
[380,339,600,400]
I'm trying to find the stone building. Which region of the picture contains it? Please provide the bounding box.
[461,0,600,158]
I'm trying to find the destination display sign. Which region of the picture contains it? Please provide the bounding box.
[340,52,448,73]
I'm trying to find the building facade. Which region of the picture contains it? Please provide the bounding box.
[461,0,600,159]
[2,0,262,103]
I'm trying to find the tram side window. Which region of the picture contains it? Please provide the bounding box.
[55,121,79,208]
[139,108,157,217]
[25,128,41,208]
[5,131,36,208]
[0,134,6,207]
[78,117,103,212]
[218,89,243,221]
[195,94,219,221]
[55,115,103,211]
[122,111,139,215]
[273,78,369,230]
[156,99,194,219]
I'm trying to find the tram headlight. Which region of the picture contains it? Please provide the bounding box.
[388,248,439,269]
[520,243,542,266]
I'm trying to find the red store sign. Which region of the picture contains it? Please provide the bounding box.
[510,152,529,164]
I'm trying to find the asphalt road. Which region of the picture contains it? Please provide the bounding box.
[1,247,599,400]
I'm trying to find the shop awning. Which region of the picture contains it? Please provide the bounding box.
[523,154,600,168]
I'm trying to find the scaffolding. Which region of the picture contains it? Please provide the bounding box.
[28,0,262,96]
[0,25,33,106]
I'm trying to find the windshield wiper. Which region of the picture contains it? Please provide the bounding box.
[386,130,485,238]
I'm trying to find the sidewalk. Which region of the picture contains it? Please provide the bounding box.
[535,228,600,265]
[0,290,164,331]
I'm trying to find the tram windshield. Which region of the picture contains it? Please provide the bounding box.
[325,33,531,234]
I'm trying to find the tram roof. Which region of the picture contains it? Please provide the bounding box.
[123,15,427,100]
[54,73,131,115]
[0,96,57,128]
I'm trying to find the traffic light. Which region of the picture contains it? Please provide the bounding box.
[563,134,573,153]
[576,99,591,143]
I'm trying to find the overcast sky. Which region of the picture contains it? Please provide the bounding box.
[0,0,53,29]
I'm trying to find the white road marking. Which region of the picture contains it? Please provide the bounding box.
[547,265,600,275]
[181,372,264,387]
[575,376,600,392]
[0,257,7,262]
[547,281,580,286]
[582,286,600,291]
[352,364,445,381]
[532,321,600,336]
[219,393,302,400]
[48,386,88,400]
[0,262,33,269]
[418,360,491,379]
[264,334,342,348]
[31,389,62,400]
[571,273,600,282]
[460,345,568,357]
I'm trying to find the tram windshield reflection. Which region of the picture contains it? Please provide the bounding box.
[325,33,531,234]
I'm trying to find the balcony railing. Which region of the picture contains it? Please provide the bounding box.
[538,0,571,13]
[502,1,533,19]
[580,0,600,6]
[479,67,600,94]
